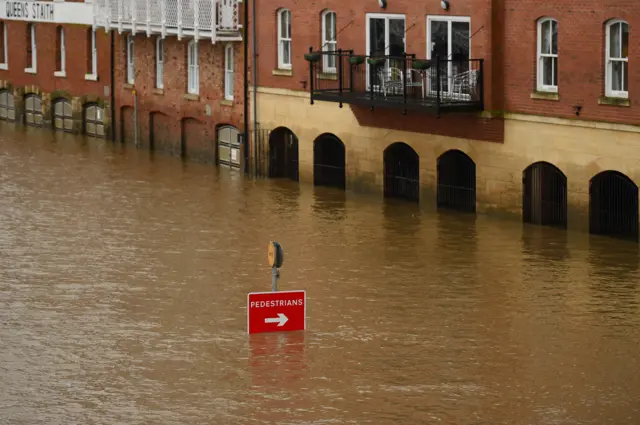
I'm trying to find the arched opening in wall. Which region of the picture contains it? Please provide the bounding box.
[84,104,105,138]
[589,170,639,242]
[217,125,241,169]
[313,133,346,190]
[522,161,567,229]
[437,149,476,213]
[268,127,299,181]
[181,118,205,160]
[149,111,171,152]
[24,94,43,127]
[383,142,419,203]
[120,106,134,144]
[52,98,73,132]
[0,90,16,122]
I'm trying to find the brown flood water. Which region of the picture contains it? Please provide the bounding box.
[1,123,640,425]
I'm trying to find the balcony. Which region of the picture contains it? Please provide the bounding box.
[93,0,242,42]
[307,50,484,115]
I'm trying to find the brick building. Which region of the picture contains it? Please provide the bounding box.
[250,0,640,241]
[93,0,245,166]
[0,0,112,138]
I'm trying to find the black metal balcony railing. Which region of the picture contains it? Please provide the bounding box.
[307,48,484,115]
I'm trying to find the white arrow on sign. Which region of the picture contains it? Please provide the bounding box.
[264,313,288,327]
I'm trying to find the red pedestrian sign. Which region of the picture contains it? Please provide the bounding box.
[247,290,306,334]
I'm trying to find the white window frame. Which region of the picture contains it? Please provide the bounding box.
[0,22,8,70]
[25,24,37,73]
[426,15,472,96]
[277,9,292,69]
[605,19,629,99]
[321,10,337,73]
[126,34,134,84]
[155,37,163,89]
[54,27,65,77]
[536,17,558,92]
[365,13,406,90]
[85,29,98,81]
[187,40,199,95]
[224,44,234,100]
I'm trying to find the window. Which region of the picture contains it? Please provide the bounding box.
[85,104,105,138]
[0,21,7,70]
[86,29,97,79]
[155,37,163,89]
[224,44,234,100]
[426,15,470,93]
[24,94,43,126]
[126,34,134,84]
[536,18,558,92]
[53,98,73,132]
[277,9,292,69]
[605,20,629,98]
[55,26,65,76]
[0,90,15,121]
[25,24,36,73]
[321,10,337,73]
[187,40,199,94]
[366,13,406,87]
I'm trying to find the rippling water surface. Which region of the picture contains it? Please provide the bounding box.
[1,124,639,424]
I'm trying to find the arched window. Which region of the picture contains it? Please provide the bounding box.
[187,40,199,94]
[605,20,629,98]
[53,98,73,132]
[24,94,43,126]
[536,17,558,92]
[277,9,292,69]
[321,10,337,73]
[0,90,15,121]
[84,104,105,138]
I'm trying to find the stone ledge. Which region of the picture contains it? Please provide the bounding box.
[272,68,293,77]
[598,96,630,107]
[123,83,134,90]
[84,73,98,82]
[184,93,200,101]
[152,88,164,95]
[220,99,233,106]
[530,91,559,101]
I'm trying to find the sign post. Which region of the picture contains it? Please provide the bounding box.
[267,241,283,292]
[247,242,306,334]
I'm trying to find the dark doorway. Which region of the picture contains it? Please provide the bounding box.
[383,142,419,202]
[589,170,639,242]
[523,161,568,229]
[268,127,299,181]
[313,133,346,189]
[437,149,476,213]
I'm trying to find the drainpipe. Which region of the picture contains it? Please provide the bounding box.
[243,0,250,174]
[110,30,116,142]
[251,0,258,176]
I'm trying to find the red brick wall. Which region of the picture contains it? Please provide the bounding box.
[0,20,110,98]
[114,33,244,162]
[252,0,504,143]
[503,0,639,124]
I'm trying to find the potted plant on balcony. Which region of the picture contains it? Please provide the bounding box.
[349,55,365,65]
[304,52,321,62]
[412,59,431,70]
[367,56,386,66]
